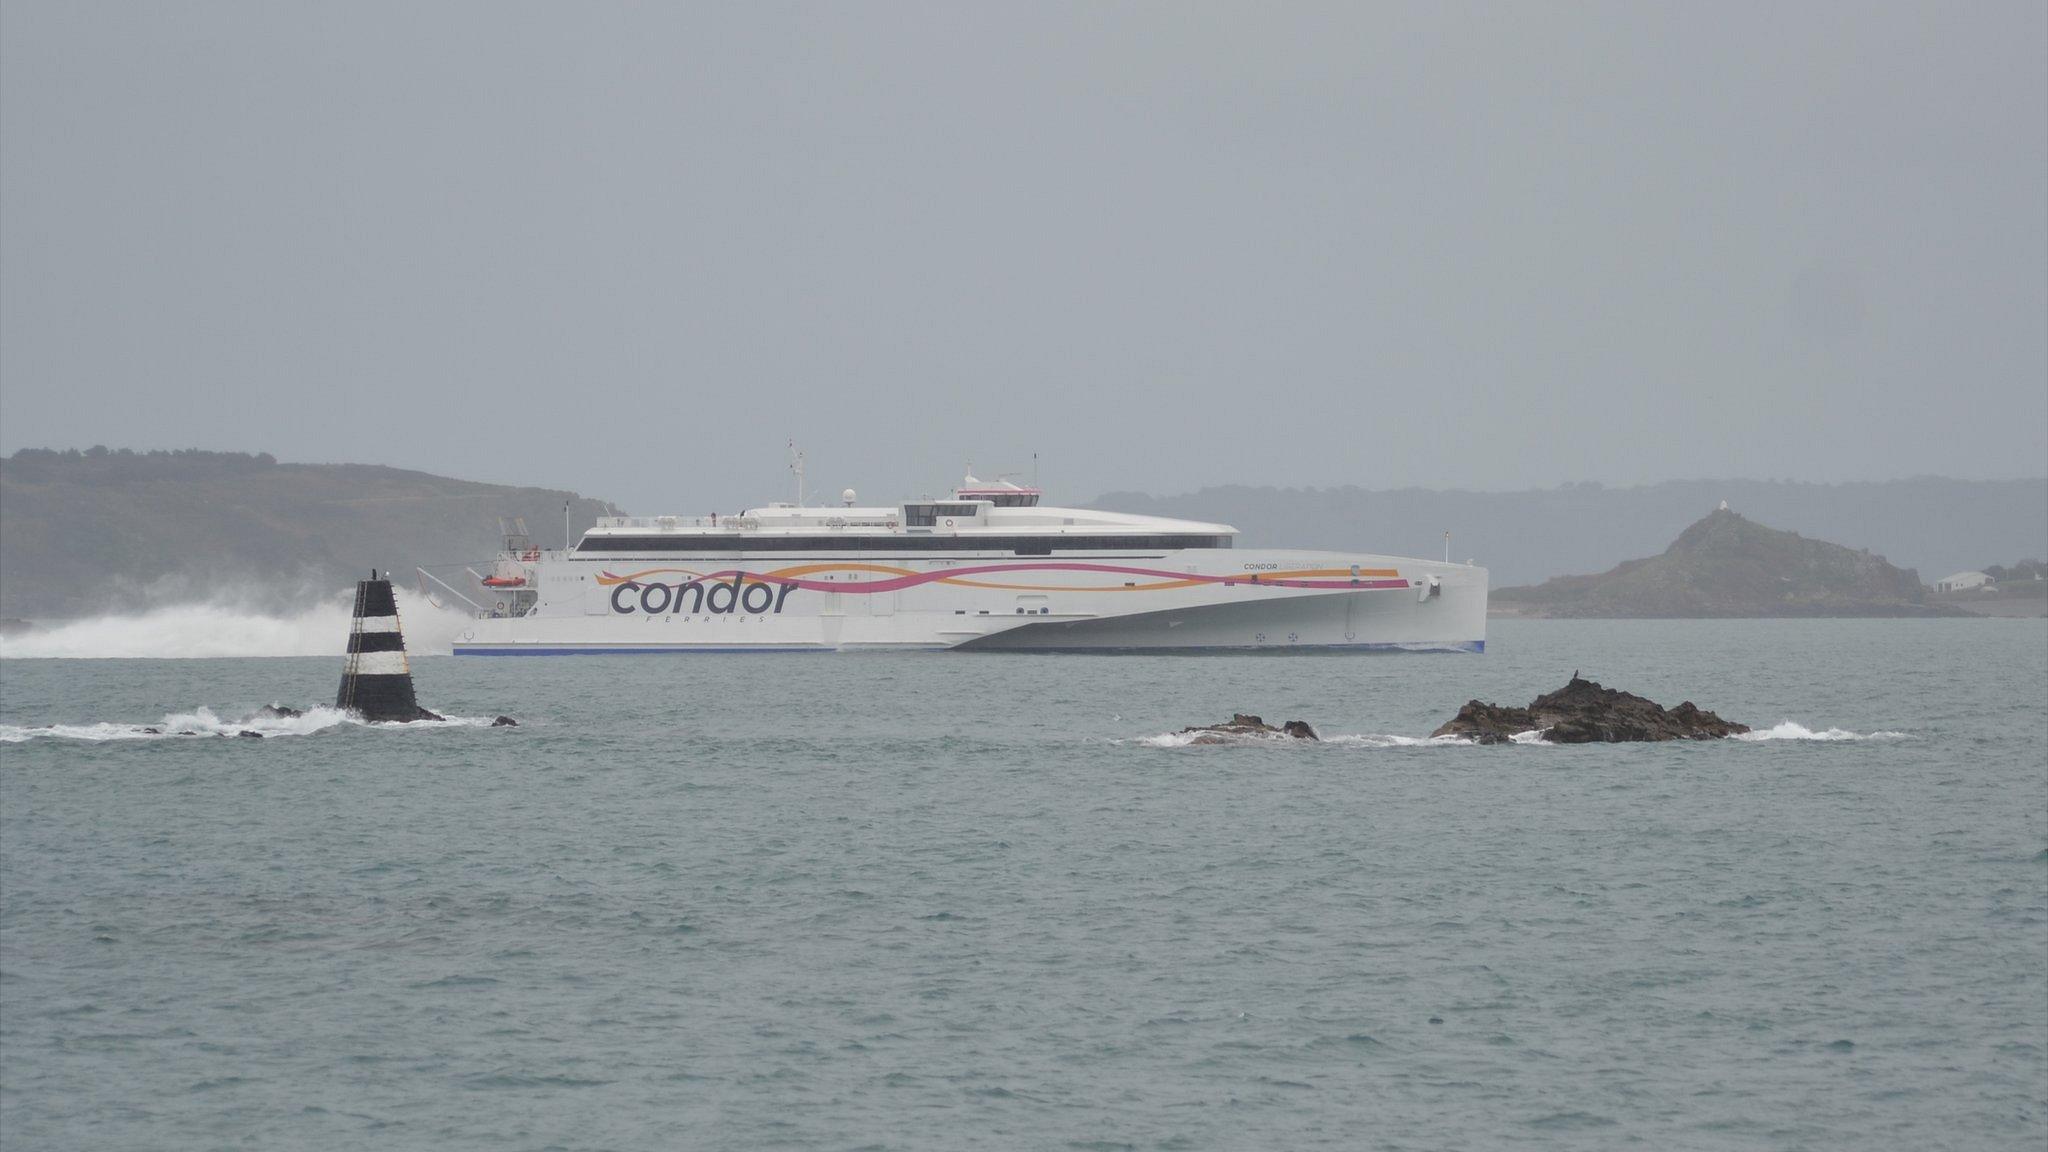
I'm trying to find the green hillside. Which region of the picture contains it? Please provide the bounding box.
[0,448,620,618]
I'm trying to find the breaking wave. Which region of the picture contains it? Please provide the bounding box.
[1132,729,1301,748]
[0,589,466,659]
[1129,730,1476,749]
[1733,721,1911,742]
[0,705,498,744]
[1325,733,1482,748]
[1129,721,1908,748]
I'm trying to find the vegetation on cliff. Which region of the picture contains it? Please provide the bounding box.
[0,448,619,618]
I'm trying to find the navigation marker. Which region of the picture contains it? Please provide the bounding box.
[337,570,442,722]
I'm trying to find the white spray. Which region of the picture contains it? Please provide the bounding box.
[0,587,467,659]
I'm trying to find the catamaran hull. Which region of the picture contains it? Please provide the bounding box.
[959,585,1484,652]
[449,549,1486,655]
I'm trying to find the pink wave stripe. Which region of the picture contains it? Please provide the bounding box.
[604,561,1409,595]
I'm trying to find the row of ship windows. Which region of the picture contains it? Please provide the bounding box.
[577,534,1233,554]
[903,504,983,525]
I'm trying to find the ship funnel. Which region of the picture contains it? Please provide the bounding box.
[337,570,441,722]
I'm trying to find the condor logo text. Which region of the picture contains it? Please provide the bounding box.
[610,575,795,615]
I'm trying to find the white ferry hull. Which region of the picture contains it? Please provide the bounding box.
[961,581,1484,652]
[450,549,1486,655]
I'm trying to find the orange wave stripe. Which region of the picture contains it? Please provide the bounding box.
[937,567,1400,593]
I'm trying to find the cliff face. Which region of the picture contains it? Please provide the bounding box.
[1494,508,1949,617]
[0,449,621,618]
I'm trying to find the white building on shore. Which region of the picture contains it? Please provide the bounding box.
[1935,571,1995,593]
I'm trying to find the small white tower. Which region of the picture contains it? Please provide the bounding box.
[841,488,857,507]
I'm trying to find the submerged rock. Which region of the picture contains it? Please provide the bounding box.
[1177,713,1319,744]
[1432,676,1748,744]
[254,704,305,719]
[236,730,265,739]
[140,727,160,735]
[490,715,518,727]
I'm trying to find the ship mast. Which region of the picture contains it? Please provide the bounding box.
[789,441,807,507]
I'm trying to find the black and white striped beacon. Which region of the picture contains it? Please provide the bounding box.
[336,570,439,722]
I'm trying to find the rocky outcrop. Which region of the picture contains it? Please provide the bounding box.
[490,715,518,727]
[1493,508,1958,617]
[1431,676,1748,744]
[1178,713,1319,744]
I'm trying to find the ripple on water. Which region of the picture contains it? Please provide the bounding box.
[408,976,501,990]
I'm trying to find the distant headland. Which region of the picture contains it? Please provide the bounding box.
[0,448,618,619]
[1094,477,2046,590]
[1492,507,1962,618]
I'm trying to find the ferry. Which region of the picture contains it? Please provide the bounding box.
[434,475,1486,654]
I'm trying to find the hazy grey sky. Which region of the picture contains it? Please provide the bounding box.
[3,2,2042,513]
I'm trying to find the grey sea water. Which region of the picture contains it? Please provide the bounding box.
[1,619,2043,1150]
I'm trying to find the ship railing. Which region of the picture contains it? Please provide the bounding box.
[593,515,916,532]
[416,566,488,615]
[597,515,753,530]
[416,562,556,619]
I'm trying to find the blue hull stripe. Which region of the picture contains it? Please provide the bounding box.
[958,641,1485,655]
[458,646,861,656]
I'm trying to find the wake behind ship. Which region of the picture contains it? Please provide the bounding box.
[437,477,1486,654]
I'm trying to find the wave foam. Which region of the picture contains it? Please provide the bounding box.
[1127,721,1908,748]
[0,705,497,743]
[1130,730,1476,748]
[1130,730,1298,748]
[1733,721,1911,742]
[1324,733,1479,748]
[0,589,467,659]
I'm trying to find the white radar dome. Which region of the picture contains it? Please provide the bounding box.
[842,488,857,506]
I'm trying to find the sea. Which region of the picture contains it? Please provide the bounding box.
[1,617,2043,1150]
